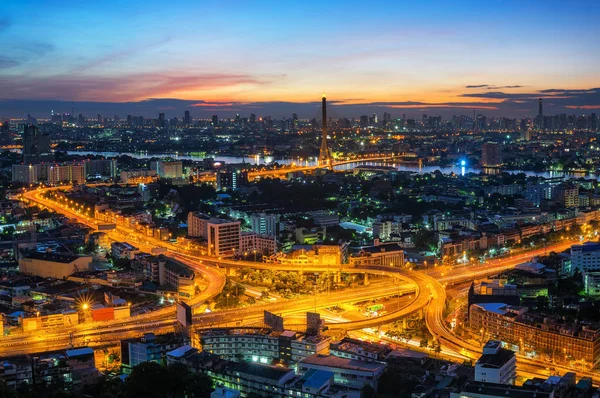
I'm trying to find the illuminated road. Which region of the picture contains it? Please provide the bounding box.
[15,185,598,382]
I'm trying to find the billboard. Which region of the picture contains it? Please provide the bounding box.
[92,307,115,322]
[264,310,284,332]
[177,302,193,328]
[306,312,322,336]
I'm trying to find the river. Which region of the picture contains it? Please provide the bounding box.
[66,150,593,180]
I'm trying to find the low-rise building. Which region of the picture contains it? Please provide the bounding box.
[18,252,92,279]
[297,354,386,391]
[475,340,516,385]
[470,303,600,364]
[199,328,330,365]
[349,243,404,267]
[111,241,140,260]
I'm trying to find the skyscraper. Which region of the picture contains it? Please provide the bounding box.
[538,98,543,117]
[158,113,165,128]
[319,95,333,170]
[212,115,219,128]
[481,142,503,167]
[184,110,191,126]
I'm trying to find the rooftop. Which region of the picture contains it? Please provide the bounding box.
[66,347,94,358]
[476,348,515,369]
[22,252,82,264]
[231,361,292,382]
[299,354,385,373]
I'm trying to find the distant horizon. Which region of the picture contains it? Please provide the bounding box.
[2,1,599,120]
[1,95,598,121]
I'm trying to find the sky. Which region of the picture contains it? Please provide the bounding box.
[1,0,599,119]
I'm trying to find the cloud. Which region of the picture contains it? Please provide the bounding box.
[465,84,524,90]
[0,72,279,102]
[0,56,19,69]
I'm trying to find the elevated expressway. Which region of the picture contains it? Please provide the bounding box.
[15,186,596,381]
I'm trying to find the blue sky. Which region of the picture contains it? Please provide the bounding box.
[1,0,599,118]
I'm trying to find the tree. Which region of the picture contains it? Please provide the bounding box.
[0,379,17,398]
[184,372,213,398]
[125,362,185,398]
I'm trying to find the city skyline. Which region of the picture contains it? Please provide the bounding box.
[1,0,600,118]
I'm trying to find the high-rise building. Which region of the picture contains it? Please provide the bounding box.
[553,183,578,208]
[571,242,600,273]
[184,110,191,126]
[12,164,39,184]
[538,98,543,117]
[158,113,165,128]
[22,124,52,163]
[48,163,85,185]
[151,160,183,179]
[207,219,241,257]
[250,213,280,237]
[481,142,503,167]
[212,115,219,127]
[187,212,211,238]
[0,120,10,143]
[216,168,248,191]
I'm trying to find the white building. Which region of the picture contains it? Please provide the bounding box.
[241,232,277,256]
[188,212,211,238]
[474,340,516,385]
[151,160,183,179]
[372,221,393,240]
[208,219,241,257]
[297,354,386,391]
[250,213,280,237]
[583,272,600,296]
[571,242,600,272]
[12,164,39,184]
[48,163,85,185]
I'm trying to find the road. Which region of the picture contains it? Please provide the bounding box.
[16,185,597,382]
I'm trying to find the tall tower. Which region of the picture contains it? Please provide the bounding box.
[538,98,543,116]
[319,94,333,170]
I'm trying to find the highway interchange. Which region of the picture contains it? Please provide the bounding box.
[5,184,597,383]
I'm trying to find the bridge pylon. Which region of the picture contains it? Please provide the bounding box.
[319,94,333,170]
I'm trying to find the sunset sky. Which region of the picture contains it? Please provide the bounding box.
[1,0,599,118]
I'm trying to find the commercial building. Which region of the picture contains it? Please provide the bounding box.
[121,332,189,373]
[188,212,211,238]
[120,169,157,183]
[111,241,140,260]
[198,328,330,365]
[481,142,503,167]
[297,354,386,391]
[348,243,404,267]
[208,219,241,257]
[19,252,92,279]
[159,256,196,300]
[241,232,277,256]
[250,213,280,237]
[83,159,117,178]
[217,168,248,191]
[0,348,100,390]
[474,340,516,385]
[151,160,183,179]
[272,245,343,266]
[329,337,391,363]
[470,303,600,364]
[571,242,600,272]
[11,164,39,184]
[554,183,579,208]
[450,381,555,398]
[168,350,360,398]
[47,163,86,185]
